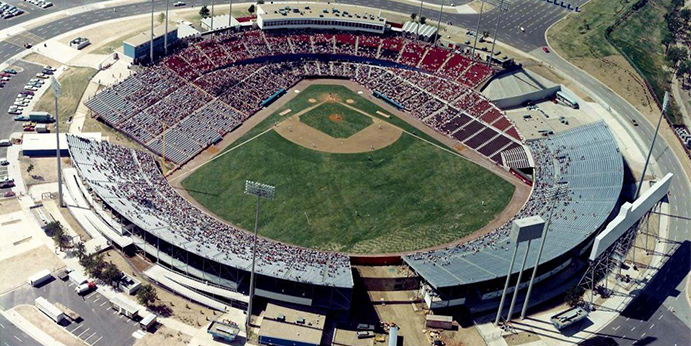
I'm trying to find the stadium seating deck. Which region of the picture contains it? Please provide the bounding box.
[404,122,623,288]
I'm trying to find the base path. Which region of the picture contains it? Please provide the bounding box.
[275,101,403,154]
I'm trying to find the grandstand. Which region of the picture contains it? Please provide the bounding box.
[76,25,625,314]
[66,135,353,310]
[85,29,501,166]
[404,122,624,309]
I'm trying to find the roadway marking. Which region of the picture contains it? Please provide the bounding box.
[13,335,21,342]
[84,332,97,342]
[99,301,107,307]
[613,325,620,331]
[0,322,4,328]
[649,323,655,329]
[4,341,10,346]
[71,324,84,333]
[91,336,103,345]
[659,314,664,320]
[77,327,90,338]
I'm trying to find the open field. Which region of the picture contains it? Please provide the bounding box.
[181,84,514,254]
[0,246,65,294]
[34,67,98,130]
[547,0,657,117]
[547,0,681,122]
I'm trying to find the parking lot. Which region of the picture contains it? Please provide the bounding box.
[0,277,140,346]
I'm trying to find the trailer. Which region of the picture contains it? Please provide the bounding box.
[110,296,139,319]
[28,269,53,287]
[139,313,157,331]
[35,297,65,323]
[425,314,453,330]
[551,306,588,330]
[54,302,80,322]
[69,271,89,286]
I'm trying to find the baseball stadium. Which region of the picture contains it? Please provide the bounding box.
[2,0,690,344]
[60,2,628,319]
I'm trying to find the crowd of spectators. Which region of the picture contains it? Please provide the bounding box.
[86,28,508,167]
[67,136,352,286]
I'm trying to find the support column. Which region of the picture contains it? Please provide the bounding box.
[494,243,519,325]
[507,240,531,322]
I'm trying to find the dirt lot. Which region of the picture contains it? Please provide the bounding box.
[503,331,541,346]
[569,56,658,118]
[15,305,86,346]
[134,325,191,346]
[103,249,217,327]
[22,53,62,68]
[0,246,65,294]
[19,156,65,186]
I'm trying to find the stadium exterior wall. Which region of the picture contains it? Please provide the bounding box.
[116,215,352,311]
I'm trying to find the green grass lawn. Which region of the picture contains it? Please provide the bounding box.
[548,0,682,123]
[34,67,97,130]
[181,84,514,254]
[300,103,373,138]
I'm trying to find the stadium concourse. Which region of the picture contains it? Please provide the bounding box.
[64,23,628,314]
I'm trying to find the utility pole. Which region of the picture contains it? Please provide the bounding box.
[416,0,424,39]
[164,0,169,56]
[434,0,445,46]
[228,0,233,28]
[52,76,63,207]
[635,92,669,199]
[211,0,216,31]
[150,0,154,63]
[471,0,485,61]
[244,181,275,334]
[487,0,505,67]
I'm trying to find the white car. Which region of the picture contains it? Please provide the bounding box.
[173,1,186,6]
[8,108,22,115]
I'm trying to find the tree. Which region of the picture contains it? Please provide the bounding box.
[681,8,691,23]
[27,163,34,175]
[667,46,688,67]
[199,5,210,18]
[248,4,255,14]
[157,12,166,24]
[74,242,87,261]
[101,262,122,287]
[410,12,417,21]
[564,285,585,307]
[419,16,426,25]
[662,33,675,54]
[136,284,159,307]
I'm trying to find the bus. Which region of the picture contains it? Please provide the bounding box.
[556,91,579,109]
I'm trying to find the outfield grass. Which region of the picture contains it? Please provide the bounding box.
[182,84,514,253]
[300,102,373,138]
[34,67,97,130]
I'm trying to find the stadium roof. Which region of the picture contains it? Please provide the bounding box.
[404,122,623,289]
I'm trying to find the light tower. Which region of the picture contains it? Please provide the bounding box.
[494,215,544,325]
[244,181,275,334]
[51,76,64,207]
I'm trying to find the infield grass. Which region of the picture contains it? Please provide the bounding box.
[300,103,373,138]
[181,84,514,253]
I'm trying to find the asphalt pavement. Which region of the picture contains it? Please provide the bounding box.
[0,59,44,161]
[535,47,691,341]
[581,242,691,346]
[0,278,139,346]
[0,313,43,346]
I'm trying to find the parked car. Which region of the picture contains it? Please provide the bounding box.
[173,1,186,6]
[542,46,550,53]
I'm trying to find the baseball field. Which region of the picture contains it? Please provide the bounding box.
[181,84,515,254]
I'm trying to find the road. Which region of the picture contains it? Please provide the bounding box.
[0,0,581,62]
[581,242,691,345]
[0,313,43,346]
[536,43,691,342]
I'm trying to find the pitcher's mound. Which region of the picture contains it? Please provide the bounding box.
[346,99,355,104]
[308,98,317,103]
[329,114,343,123]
